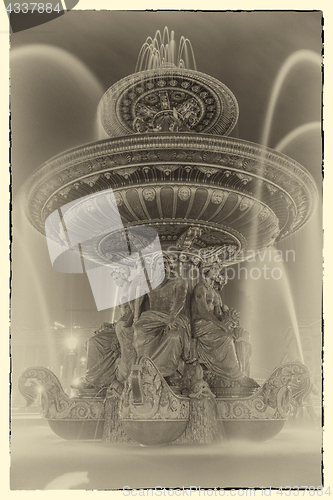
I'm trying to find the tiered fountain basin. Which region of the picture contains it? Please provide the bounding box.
[19,42,318,446]
[25,133,317,265]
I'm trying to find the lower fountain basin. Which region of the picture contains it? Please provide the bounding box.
[219,419,286,441]
[121,420,188,446]
[47,419,105,440]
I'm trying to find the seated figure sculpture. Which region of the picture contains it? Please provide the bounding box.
[80,321,121,390]
[79,304,135,391]
[134,254,192,381]
[78,264,138,392]
[191,268,257,387]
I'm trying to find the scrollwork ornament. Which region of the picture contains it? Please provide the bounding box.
[119,358,189,422]
[276,386,292,418]
[215,363,311,422]
[18,367,105,420]
[252,397,266,414]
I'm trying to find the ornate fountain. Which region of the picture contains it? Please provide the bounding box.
[19,29,317,444]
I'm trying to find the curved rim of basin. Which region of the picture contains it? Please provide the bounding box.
[25,133,318,244]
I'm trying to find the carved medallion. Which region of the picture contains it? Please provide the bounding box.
[211,190,226,204]
[178,186,191,201]
[239,197,254,211]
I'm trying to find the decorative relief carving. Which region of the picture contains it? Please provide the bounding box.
[114,153,133,166]
[156,150,178,162]
[216,363,311,421]
[59,186,72,198]
[211,190,226,204]
[156,164,179,175]
[178,186,191,201]
[142,187,156,201]
[119,358,190,421]
[26,135,317,244]
[98,66,241,137]
[18,367,105,420]
[258,207,270,222]
[119,77,218,134]
[236,173,252,184]
[196,166,219,177]
[239,197,254,212]
[202,152,222,164]
[114,192,123,206]
[267,184,278,195]
[116,166,139,178]
[176,227,202,250]
[82,175,101,187]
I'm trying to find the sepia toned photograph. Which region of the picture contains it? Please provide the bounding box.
[10,7,323,491]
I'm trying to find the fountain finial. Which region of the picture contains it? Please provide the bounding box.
[135,27,197,72]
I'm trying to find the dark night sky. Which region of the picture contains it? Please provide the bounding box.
[11,10,322,377]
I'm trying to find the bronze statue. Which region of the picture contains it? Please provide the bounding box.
[79,303,136,391]
[80,322,120,390]
[133,254,192,380]
[191,268,256,387]
[115,299,146,385]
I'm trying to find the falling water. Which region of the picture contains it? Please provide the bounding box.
[261,50,322,148]
[12,195,53,331]
[274,121,321,153]
[11,43,104,97]
[11,43,105,163]
[269,249,305,364]
[245,51,321,254]
[135,27,197,72]
[247,50,322,250]
[229,247,305,378]
[94,113,110,140]
[235,50,321,374]
[11,44,107,404]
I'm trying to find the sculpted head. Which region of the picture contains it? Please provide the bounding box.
[151,252,176,284]
[202,267,216,283]
[110,266,131,287]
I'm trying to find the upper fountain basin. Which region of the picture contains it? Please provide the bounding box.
[25,132,318,262]
[98,68,239,137]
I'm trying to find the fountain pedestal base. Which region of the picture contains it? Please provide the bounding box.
[18,361,312,444]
